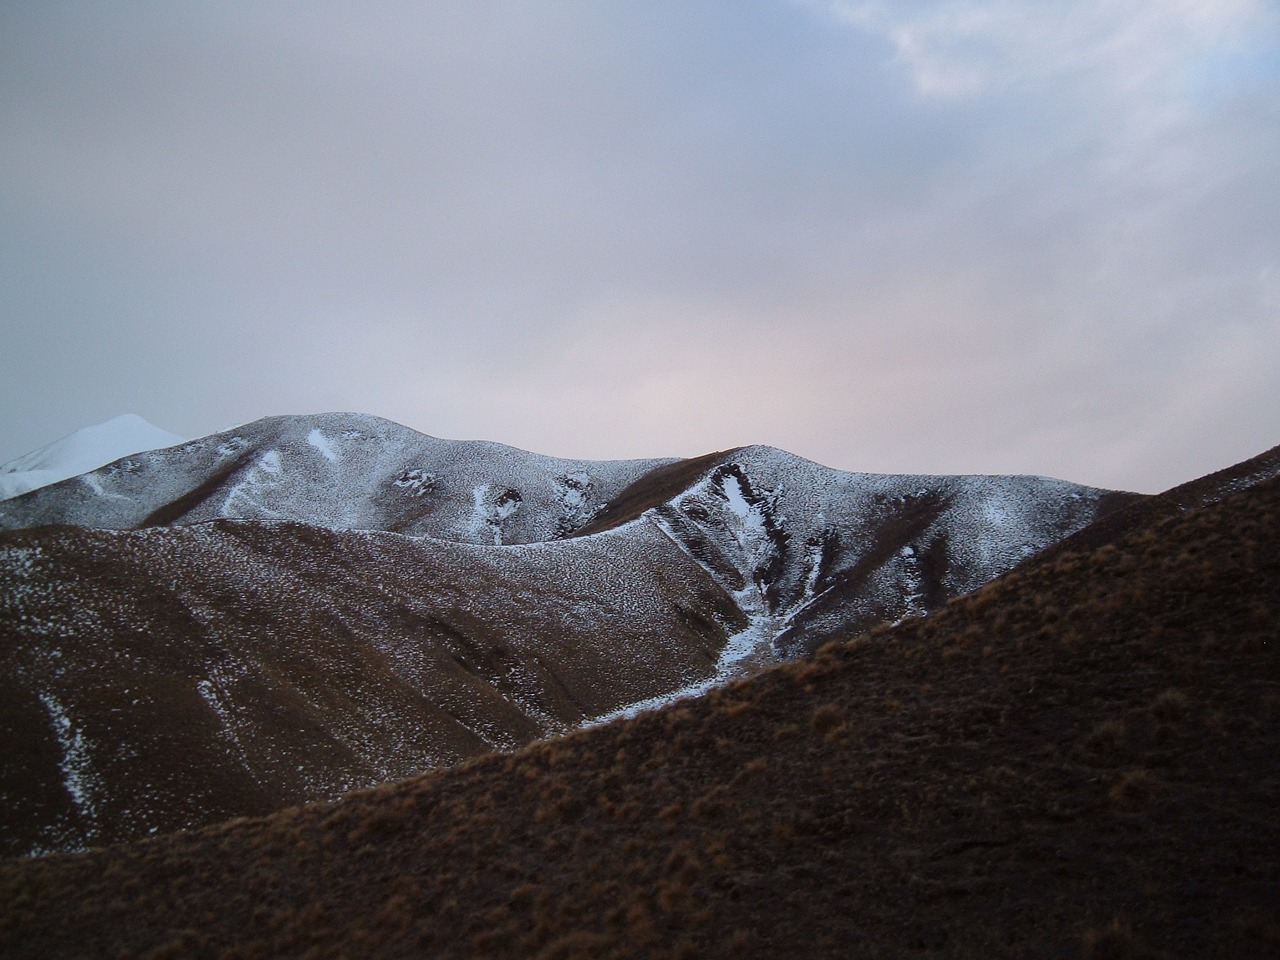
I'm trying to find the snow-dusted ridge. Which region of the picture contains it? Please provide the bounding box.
[0,411,1158,857]
[586,444,1134,721]
[0,414,183,501]
[0,412,1136,666]
[0,412,678,540]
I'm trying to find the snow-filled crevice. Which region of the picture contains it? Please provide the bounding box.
[589,463,812,724]
[469,484,523,546]
[38,690,99,841]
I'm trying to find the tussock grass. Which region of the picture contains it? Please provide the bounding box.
[3,466,1279,957]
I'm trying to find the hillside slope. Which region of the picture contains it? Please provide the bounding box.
[0,518,742,857]
[0,413,675,541]
[0,416,1136,856]
[1,454,1276,958]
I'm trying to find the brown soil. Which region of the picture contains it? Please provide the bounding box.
[1,461,1276,957]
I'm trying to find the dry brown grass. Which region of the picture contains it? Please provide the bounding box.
[2,466,1278,958]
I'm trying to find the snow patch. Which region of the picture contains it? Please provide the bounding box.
[393,468,437,497]
[721,472,753,521]
[307,429,339,463]
[471,484,523,545]
[219,450,288,518]
[216,437,248,459]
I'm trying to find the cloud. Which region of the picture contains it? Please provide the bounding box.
[811,0,1269,101]
[0,3,1277,492]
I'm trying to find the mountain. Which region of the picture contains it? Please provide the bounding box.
[0,414,1138,858]
[1,443,1276,959]
[0,413,674,538]
[0,414,183,501]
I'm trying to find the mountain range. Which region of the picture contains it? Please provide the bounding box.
[1,421,1275,958]
[0,412,1141,858]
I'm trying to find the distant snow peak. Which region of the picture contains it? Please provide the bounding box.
[0,414,183,501]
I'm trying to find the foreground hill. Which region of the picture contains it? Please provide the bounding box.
[0,415,1134,856]
[1,451,1275,958]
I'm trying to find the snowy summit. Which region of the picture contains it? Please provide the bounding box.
[0,414,183,500]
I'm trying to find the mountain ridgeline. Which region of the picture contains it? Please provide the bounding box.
[1,427,1276,959]
[0,413,1142,857]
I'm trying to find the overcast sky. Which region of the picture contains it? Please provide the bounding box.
[2,1,1277,492]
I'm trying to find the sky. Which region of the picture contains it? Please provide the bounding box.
[1,1,1277,493]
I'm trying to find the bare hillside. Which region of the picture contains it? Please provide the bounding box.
[0,417,1135,856]
[1,446,1276,958]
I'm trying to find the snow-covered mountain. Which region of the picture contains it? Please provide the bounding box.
[5,439,1279,960]
[0,414,183,501]
[0,412,1148,856]
[0,413,672,538]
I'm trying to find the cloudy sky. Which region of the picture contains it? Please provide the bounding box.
[2,1,1277,492]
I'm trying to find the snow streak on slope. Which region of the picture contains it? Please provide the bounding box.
[306,429,339,463]
[623,445,1125,660]
[586,615,778,726]
[588,446,1125,723]
[0,415,183,501]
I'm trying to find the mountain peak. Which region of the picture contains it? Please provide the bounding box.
[0,414,183,500]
